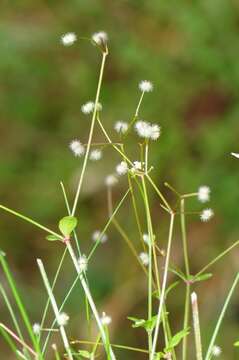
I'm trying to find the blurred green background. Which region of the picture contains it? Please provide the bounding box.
[1,0,239,359]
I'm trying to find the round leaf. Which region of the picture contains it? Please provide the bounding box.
[58,216,78,237]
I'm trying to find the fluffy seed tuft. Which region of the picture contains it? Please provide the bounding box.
[61,32,77,46]
[198,186,210,203]
[69,140,85,157]
[57,312,69,327]
[114,121,128,134]
[139,80,153,93]
[200,208,214,222]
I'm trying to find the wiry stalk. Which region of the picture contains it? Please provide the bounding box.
[37,259,73,360]
[150,213,175,360]
[71,50,108,216]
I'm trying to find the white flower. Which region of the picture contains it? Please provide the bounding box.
[92,31,108,46]
[150,124,161,140]
[114,121,128,134]
[61,32,77,46]
[81,101,95,114]
[211,345,222,357]
[78,254,88,272]
[139,80,153,93]
[143,233,151,246]
[57,312,69,327]
[200,208,214,222]
[69,140,85,157]
[90,149,102,161]
[116,161,128,175]
[231,152,239,159]
[198,186,210,203]
[81,101,102,114]
[33,323,41,335]
[92,230,108,243]
[105,174,118,187]
[135,120,151,138]
[135,120,161,140]
[131,161,144,173]
[139,252,149,266]
[100,312,112,325]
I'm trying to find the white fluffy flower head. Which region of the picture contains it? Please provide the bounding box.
[57,312,69,327]
[211,345,222,357]
[33,323,41,335]
[139,252,149,266]
[69,140,85,157]
[92,230,108,243]
[81,101,95,114]
[198,186,210,203]
[78,254,88,272]
[135,120,161,140]
[116,161,128,175]
[200,208,214,222]
[61,32,77,46]
[92,31,108,46]
[100,312,112,325]
[139,80,153,92]
[114,121,128,134]
[105,174,118,187]
[90,149,102,161]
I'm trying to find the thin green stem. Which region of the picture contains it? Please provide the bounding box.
[150,213,175,360]
[72,339,149,354]
[71,51,108,216]
[0,252,43,358]
[0,205,63,240]
[196,240,239,277]
[180,198,191,360]
[37,259,73,360]
[205,272,239,360]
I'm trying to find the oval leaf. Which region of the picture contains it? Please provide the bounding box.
[46,235,61,241]
[58,216,77,237]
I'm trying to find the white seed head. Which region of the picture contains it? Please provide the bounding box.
[69,140,85,157]
[116,161,128,175]
[33,323,41,335]
[81,101,95,114]
[114,121,128,134]
[139,252,149,266]
[200,208,214,222]
[92,31,108,46]
[211,345,222,357]
[92,230,108,243]
[100,312,112,325]
[78,254,88,272]
[135,120,160,140]
[150,124,161,140]
[198,186,210,203]
[90,149,102,161]
[231,152,239,159]
[61,32,77,46]
[139,80,153,93]
[143,233,151,246]
[81,101,102,114]
[131,161,144,173]
[57,312,69,327]
[105,174,118,187]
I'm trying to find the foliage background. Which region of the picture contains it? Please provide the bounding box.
[1,0,239,358]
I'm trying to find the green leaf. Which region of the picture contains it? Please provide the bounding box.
[58,216,77,237]
[168,266,187,282]
[193,273,213,283]
[128,315,158,332]
[46,234,61,241]
[154,281,179,300]
[165,328,190,351]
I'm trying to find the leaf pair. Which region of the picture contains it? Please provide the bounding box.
[46,216,78,242]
